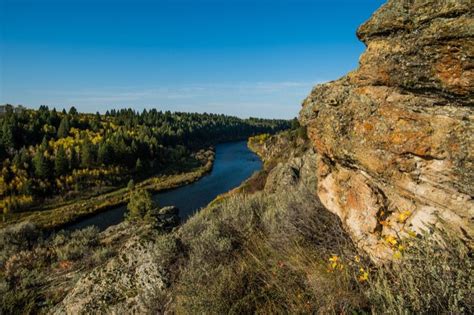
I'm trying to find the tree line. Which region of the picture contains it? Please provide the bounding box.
[0,104,290,214]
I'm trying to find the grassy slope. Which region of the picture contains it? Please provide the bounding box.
[163,130,363,313]
[168,130,473,314]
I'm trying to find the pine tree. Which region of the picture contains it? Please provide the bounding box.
[68,106,78,116]
[33,149,50,179]
[135,158,143,172]
[49,108,59,126]
[91,112,102,131]
[80,139,95,168]
[70,148,79,169]
[40,136,49,150]
[12,152,21,169]
[19,147,29,169]
[291,117,300,130]
[126,189,155,221]
[57,117,70,138]
[97,142,113,165]
[1,120,16,151]
[55,146,69,176]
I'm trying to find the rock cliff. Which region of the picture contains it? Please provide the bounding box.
[300,0,473,262]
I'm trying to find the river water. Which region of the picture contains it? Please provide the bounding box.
[66,141,262,231]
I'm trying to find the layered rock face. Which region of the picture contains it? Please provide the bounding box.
[300,0,473,261]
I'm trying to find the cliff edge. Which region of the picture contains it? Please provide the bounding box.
[300,0,473,261]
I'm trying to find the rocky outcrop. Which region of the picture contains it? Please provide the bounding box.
[53,208,182,314]
[300,0,473,262]
[149,205,181,232]
[257,133,317,195]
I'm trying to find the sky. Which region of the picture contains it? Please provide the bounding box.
[0,0,386,119]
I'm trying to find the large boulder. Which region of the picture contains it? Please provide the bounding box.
[300,0,473,262]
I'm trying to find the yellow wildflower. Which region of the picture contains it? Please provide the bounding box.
[397,210,411,223]
[385,235,398,246]
[358,268,369,282]
[328,255,343,271]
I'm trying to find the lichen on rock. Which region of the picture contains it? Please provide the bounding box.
[299,0,473,262]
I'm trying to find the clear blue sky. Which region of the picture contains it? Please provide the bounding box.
[0,0,385,119]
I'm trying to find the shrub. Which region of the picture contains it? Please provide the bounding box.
[365,228,474,314]
[90,246,114,266]
[1,246,50,314]
[52,226,99,261]
[149,234,182,276]
[0,222,40,268]
[126,189,155,221]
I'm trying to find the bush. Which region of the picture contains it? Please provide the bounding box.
[0,224,111,314]
[174,190,474,314]
[3,249,51,313]
[52,226,99,261]
[153,234,181,267]
[365,228,474,314]
[90,246,114,265]
[0,222,40,268]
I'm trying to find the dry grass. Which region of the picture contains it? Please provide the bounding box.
[171,189,367,314]
[170,186,473,314]
[365,228,473,314]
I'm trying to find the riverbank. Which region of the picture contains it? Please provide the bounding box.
[0,149,215,231]
[64,141,262,231]
[209,130,307,206]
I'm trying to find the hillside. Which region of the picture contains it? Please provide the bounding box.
[1,0,473,313]
[0,106,289,228]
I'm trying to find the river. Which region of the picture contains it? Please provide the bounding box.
[66,141,262,231]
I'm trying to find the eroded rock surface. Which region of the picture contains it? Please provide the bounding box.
[300,0,473,262]
[53,208,181,314]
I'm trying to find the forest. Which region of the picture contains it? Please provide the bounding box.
[0,104,290,215]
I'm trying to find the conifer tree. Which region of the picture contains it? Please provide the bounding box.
[57,117,70,138]
[98,142,113,165]
[55,146,69,176]
[70,148,79,170]
[80,139,95,168]
[126,189,155,221]
[68,106,78,116]
[1,118,17,151]
[135,158,143,172]
[33,149,50,179]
